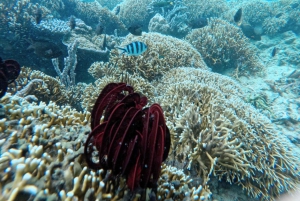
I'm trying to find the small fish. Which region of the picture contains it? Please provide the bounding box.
[275,13,283,18]
[128,24,143,36]
[34,7,42,24]
[241,24,261,41]
[69,15,76,30]
[271,47,277,57]
[79,0,95,2]
[96,21,105,35]
[290,2,299,8]
[27,40,63,59]
[102,34,107,50]
[152,1,173,8]
[234,8,242,26]
[114,5,120,15]
[188,17,208,29]
[116,41,147,56]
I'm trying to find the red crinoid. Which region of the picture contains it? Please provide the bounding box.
[84,82,171,190]
[0,57,21,98]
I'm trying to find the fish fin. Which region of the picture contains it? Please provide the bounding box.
[116,47,126,55]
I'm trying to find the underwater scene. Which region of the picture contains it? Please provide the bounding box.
[1,0,300,200]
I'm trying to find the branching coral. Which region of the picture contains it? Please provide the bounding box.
[82,66,156,112]
[63,0,126,35]
[156,67,300,201]
[118,0,153,27]
[0,91,212,200]
[186,18,264,76]
[183,0,229,19]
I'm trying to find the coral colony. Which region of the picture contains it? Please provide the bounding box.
[85,82,171,190]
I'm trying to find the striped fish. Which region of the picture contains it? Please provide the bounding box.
[117,41,147,56]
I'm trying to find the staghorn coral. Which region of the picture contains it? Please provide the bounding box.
[186,18,264,76]
[156,67,300,201]
[0,92,212,200]
[262,16,288,36]
[0,0,51,41]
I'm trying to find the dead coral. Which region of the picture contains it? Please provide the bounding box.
[157,67,300,201]
[186,18,264,76]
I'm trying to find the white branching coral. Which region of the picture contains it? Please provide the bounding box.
[157,67,300,201]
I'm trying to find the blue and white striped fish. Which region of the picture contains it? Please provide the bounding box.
[116,41,147,56]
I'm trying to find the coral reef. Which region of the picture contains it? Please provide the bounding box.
[148,13,171,35]
[148,3,190,38]
[82,67,156,112]
[0,92,212,201]
[7,67,86,112]
[224,0,300,35]
[186,18,264,76]
[114,32,208,80]
[156,67,300,201]
[119,0,153,28]
[183,0,228,19]
[96,0,123,10]
[52,39,78,88]
[31,18,71,39]
[63,0,126,35]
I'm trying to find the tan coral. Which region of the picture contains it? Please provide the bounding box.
[82,68,155,112]
[0,92,213,201]
[111,32,208,81]
[186,18,264,77]
[118,0,152,27]
[157,67,300,201]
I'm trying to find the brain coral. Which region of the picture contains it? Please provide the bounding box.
[186,18,264,76]
[156,67,300,201]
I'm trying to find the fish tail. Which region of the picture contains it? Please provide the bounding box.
[116,47,126,55]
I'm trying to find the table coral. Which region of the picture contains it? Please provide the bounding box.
[186,18,264,76]
[157,67,300,201]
